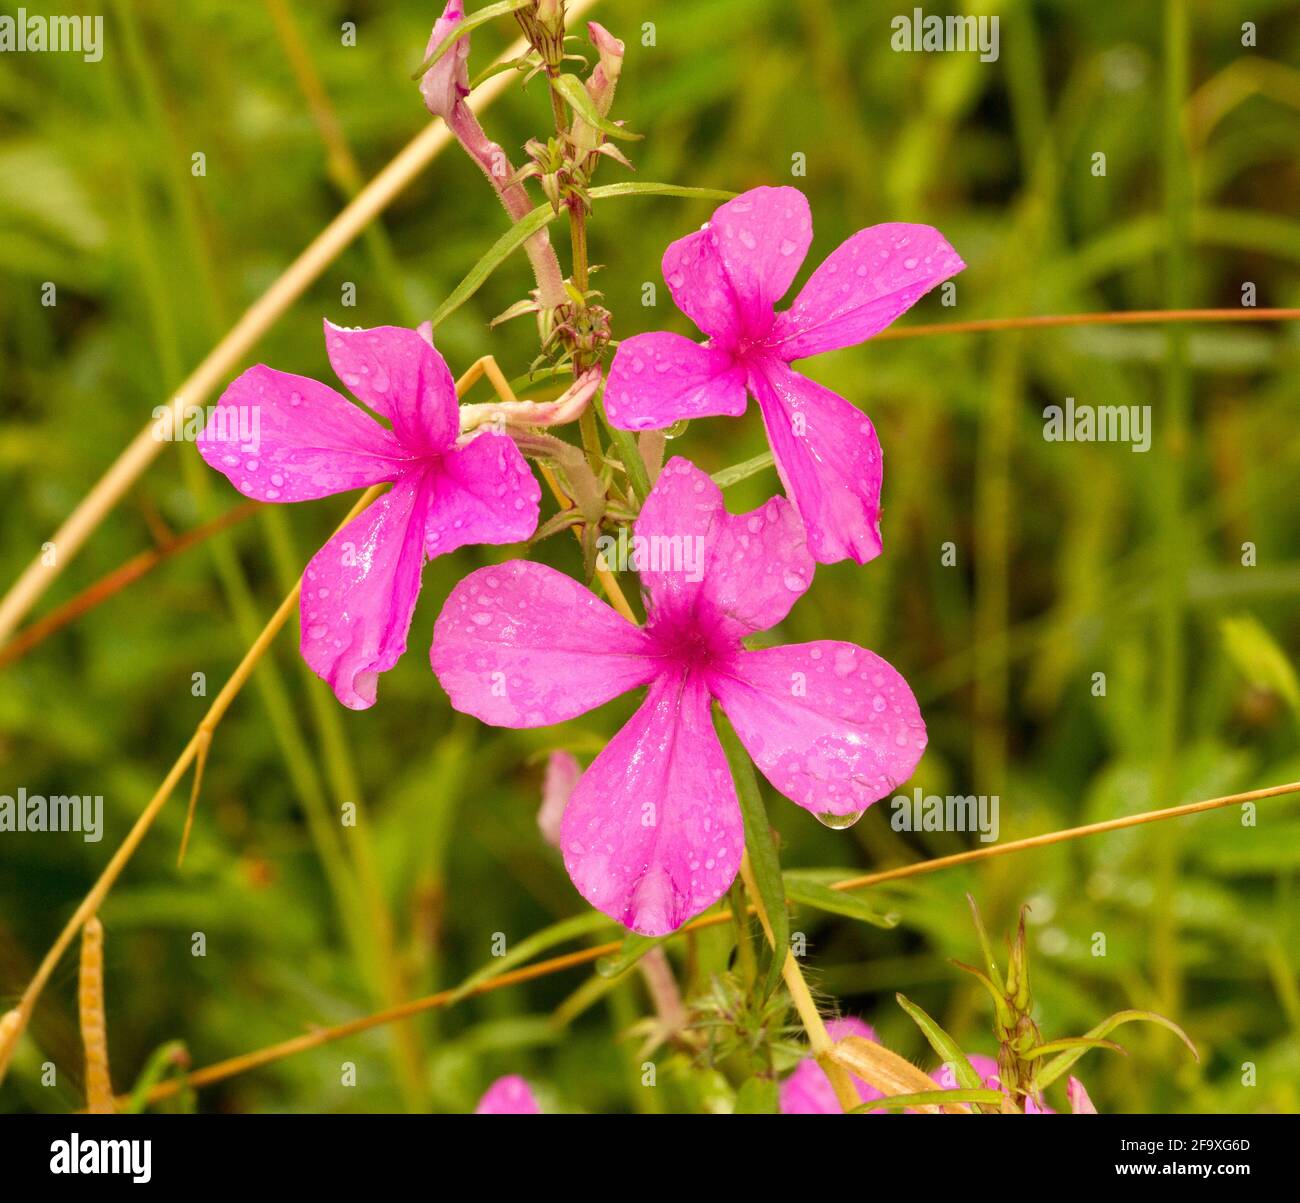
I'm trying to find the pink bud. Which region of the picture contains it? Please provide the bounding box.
[585,22,624,116]
[538,750,582,849]
[1067,1076,1098,1114]
[420,0,471,120]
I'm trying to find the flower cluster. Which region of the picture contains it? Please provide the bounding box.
[200,4,961,939]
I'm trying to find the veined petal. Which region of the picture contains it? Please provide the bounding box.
[423,431,540,558]
[768,222,964,360]
[199,365,407,503]
[324,320,459,453]
[560,672,743,936]
[431,561,657,727]
[710,641,926,819]
[475,1075,540,1115]
[300,472,433,710]
[661,186,812,346]
[749,358,884,566]
[604,333,746,431]
[634,457,813,643]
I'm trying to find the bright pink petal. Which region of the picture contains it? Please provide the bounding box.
[324,320,459,453]
[475,1075,540,1114]
[780,1018,883,1114]
[749,358,884,565]
[634,457,813,644]
[560,672,743,936]
[768,223,965,360]
[933,1055,1054,1113]
[710,641,925,820]
[431,561,657,727]
[300,472,432,710]
[199,366,407,502]
[1067,1077,1097,1114]
[603,333,746,431]
[420,0,470,121]
[661,186,812,346]
[423,431,540,557]
[538,750,581,849]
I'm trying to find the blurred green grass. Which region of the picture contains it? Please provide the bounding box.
[1,0,1299,1113]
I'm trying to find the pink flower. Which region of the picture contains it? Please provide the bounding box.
[933,1055,1054,1113]
[604,186,964,565]
[475,1074,541,1114]
[431,457,925,935]
[537,750,582,848]
[200,320,540,709]
[779,1018,886,1114]
[1067,1076,1097,1114]
[419,0,471,121]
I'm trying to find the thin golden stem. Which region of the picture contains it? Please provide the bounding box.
[0,0,603,647]
[120,778,1300,1104]
[739,852,860,1112]
[875,306,1300,342]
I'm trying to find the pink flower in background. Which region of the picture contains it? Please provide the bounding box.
[537,750,582,849]
[475,1075,541,1114]
[933,1055,1054,1113]
[200,320,540,709]
[604,186,964,565]
[780,1018,886,1114]
[1067,1076,1097,1114]
[431,457,925,935]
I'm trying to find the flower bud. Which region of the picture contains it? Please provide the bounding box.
[420,0,471,121]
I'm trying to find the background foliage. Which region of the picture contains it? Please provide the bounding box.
[2,0,1298,1114]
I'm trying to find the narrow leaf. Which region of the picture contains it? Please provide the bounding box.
[410,0,530,81]
[1023,1037,1126,1060]
[595,932,667,979]
[449,911,611,1001]
[895,993,984,1092]
[853,1088,1002,1113]
[784,876,899,928]
[828,1036,967,1114]
[1037,1010,1198,1089]
[718,711,788,1000]
[712,451,774,488]
[552,73,643,140]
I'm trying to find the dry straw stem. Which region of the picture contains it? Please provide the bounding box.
[79,917,115,1114]
[7,306,1297,667]
[874,306,1300,342]
[0,352,631,1089]
[738,851,860,1113]
[125,778,1300,1107]
[0,0,601,647]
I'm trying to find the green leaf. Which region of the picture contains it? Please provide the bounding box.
[852,1088,1003,1113]
[552,73,643,140]
[410,0,531,81]
[448,911,612,1002]
[125,1041,191,1114]
[966,893,1005,992]
[712,451,774,488]
[1037,1010,1198,1089]
[1024,1037,1126,1060]
[718,710,788,1000]
[895,993,984,1091]
[430,203,557,330]
[1221,613,1300,714]
[783,876,899,928]
[595,931,667,979]
[733,1077,780,1114]
[430,184,736,330]
[588,182,735,204]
